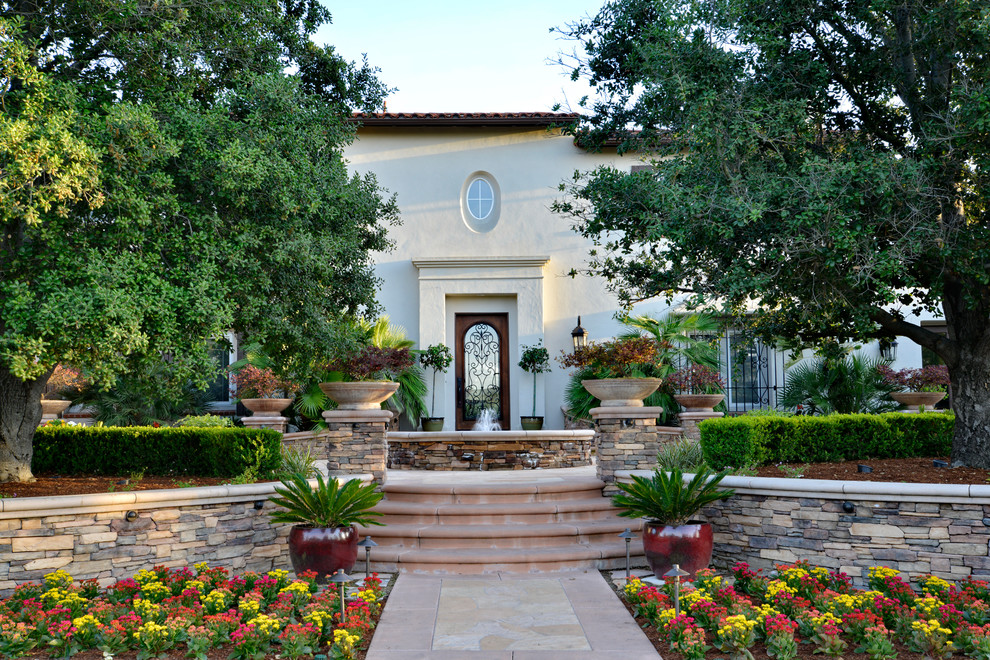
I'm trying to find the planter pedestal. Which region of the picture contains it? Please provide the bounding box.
[677,411,725,444]
[40,400,71,423]
[591,406,681,494]
[242,415,288,433]
[323,409,393,484]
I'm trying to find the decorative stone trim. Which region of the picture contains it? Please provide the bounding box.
[617,470,990,586]
[387,430,594,470]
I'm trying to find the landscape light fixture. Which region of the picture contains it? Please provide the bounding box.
[664,564,690,615]
[879,338,898,362]
[253,500,265,510]
[618,528,637,579]
[357,536,378,578]
[124,511,139,522]
[329,569,353,624]
[842,502,855,513]
[571,316,588,352]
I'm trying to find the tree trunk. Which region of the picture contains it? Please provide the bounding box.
[942,278,990,468]
[948,344,990,468]
[0,364,50,482]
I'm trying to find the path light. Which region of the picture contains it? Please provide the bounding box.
[357,536,378,578]
[618,528,637,579]
[857,464,872,473]
[329,569,353,625]
[664,564,690,616]
[571,316,588,352]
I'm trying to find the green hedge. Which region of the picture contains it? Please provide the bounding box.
[699,412,954,469]
[32,426,282,477]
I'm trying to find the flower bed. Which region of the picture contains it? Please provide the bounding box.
[0,565,385,659]
[623,560,990,660]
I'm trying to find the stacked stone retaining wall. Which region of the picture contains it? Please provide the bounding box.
[387,431,594,470]
[0,477,368,597]
[618,471,990,586]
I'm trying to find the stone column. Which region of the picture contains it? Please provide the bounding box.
[241,416,288,434]
[592,406,673,494]
[322,410,393,484]
[677,411,724,444]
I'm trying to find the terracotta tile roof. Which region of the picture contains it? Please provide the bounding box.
[350,112,580,127]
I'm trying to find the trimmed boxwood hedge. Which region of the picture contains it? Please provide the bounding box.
[32,426,282,477]
[699,412,954,469]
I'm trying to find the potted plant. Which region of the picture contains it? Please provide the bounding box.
[230,365,299,417]
[269,472,385,581]
[612,466,734,579]
[558,336,663,407]
[41,365,85,421]
[320,345,414,410]
[419,343,453,431]
[878,365,950,412]
[518,341,551,430]
[670,364,725,411]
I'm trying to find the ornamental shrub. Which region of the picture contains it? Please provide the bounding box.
[32,426,281,477]
[700,412,953,468]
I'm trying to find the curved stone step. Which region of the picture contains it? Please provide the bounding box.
[380,477,607,504]
[356,519,644,550]
[373,498,619,526]
[368,541,641,574]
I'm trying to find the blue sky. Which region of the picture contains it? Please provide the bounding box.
[314,1,606,112]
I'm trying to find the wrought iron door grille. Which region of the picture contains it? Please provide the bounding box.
[678,330,784,414]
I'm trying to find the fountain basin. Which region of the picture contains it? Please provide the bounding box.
[387,430,594,471]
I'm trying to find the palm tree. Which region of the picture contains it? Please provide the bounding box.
[779,353,898,414]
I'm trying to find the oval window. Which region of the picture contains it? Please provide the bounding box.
[460,172,501,233]
[466,178,494,220]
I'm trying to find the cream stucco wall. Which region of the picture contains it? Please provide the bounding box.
[345,125,652,429]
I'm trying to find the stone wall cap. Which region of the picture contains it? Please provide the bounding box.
[617,470,988,501]
[0,480,287,515]
[322,410,394,423]
[678,412,725,420]
[590,406,663,420]
[388,430,595,441]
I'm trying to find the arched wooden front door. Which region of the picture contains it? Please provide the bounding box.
[455,313,510,430]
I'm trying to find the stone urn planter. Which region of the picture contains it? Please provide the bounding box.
[240,398,293,417]
[890,391,945,413]
[319,381,400,410]
[673,394,725,412]
[642,520,714,580]
[581,378,662,407]
[287,526,359,582]
[40,399,71,421]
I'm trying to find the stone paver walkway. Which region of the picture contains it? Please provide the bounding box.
[366,571,660,659]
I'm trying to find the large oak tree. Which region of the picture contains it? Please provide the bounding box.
[0,1,397,481]
[554,0,990,466]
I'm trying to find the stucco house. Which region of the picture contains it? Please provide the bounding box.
[337,111,944,431]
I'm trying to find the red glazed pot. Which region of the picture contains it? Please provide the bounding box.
[287,525,358,582]
[642,520,714,580]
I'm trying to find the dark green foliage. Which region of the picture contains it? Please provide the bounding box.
[553,0,990,466]
[612,466,735,526]
[779,355,899,415]
[700,413,954,469]
[270,473,384,528]
[32,427,281,477]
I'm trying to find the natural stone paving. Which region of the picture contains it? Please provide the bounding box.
[366,571,660,659]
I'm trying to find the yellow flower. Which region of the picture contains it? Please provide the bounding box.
[357,589,378,604]
[868,566,900,579]
[238,599,261,618]
[766,581,798,598]
[247,614,280,636]
[72,614,101,633]
[44,569,74,589]
[267,569,289,581]
[133,569,160,585]
[303,609,333,630]
[279,582,311,596]
[132,598,162,620]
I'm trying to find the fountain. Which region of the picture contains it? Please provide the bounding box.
[472,408,501,432]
